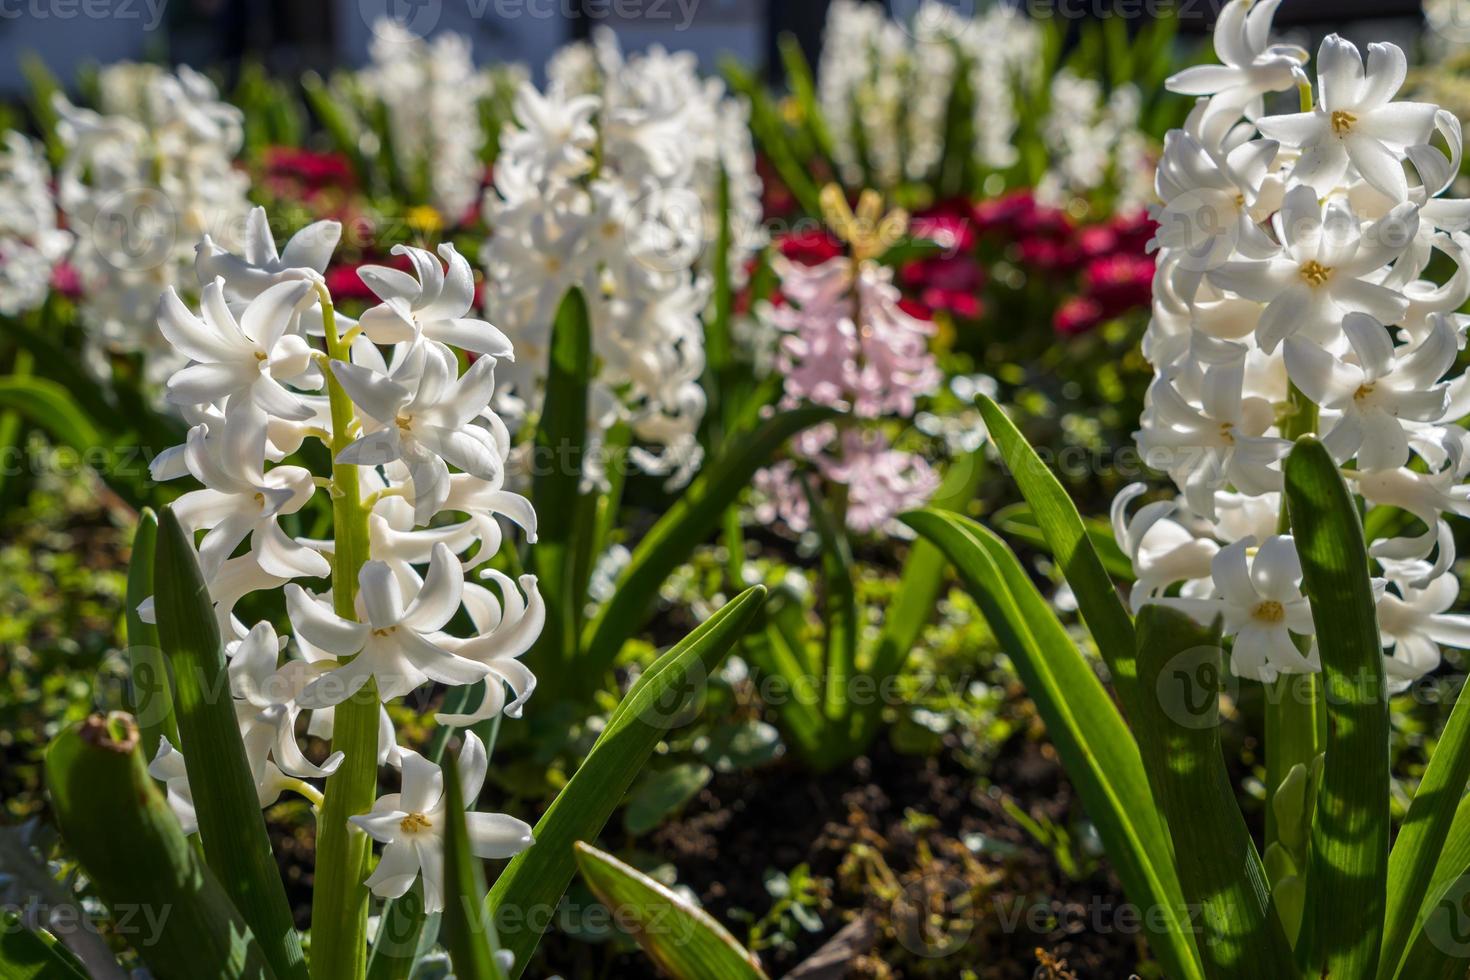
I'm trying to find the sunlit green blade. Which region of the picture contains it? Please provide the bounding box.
[975,395,1139,718]
[45,713,275,980]
[902,508,1202,980]
[1285,437,1389,978]
[529,287,594,691]
[153,507,307,980]
[1132,605,1294,978]
[1391,795,1470,980]
[0,910,89,980]
[991,502,1134,581]
[574,842,767,979]
[1380,675,1470,979]
[0,376,102,456]
[488,586,767,975]
[126,509,178,756]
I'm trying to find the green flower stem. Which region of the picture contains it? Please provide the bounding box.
[311,283,380,980]
[1267,380,1324,856]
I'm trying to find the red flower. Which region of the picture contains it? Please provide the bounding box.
[264,147,355,190]
[777,229,844,265]
[1082,253,1154,317]
[901,253,986,319]
[1053,295,1103,335]
[912,198,977,251]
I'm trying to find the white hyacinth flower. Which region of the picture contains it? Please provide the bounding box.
[349,733,534,914]
[289,543,491,706]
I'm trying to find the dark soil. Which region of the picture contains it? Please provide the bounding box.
[534,723,1150,979]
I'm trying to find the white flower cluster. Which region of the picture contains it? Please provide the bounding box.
[1037,69,1154,212]
[482,28,763,489]
[817,0,1041,187]
[360,19,493,225]
[0,132,70,316]
[144,207,541,912]
[1122,0,1470,686]
[53,64,251,386]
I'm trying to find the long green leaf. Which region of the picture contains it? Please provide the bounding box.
[299,72,371,190]
[580,408,833,678]
[127,509,179,755]
[991,503,1134,581]
[776,33,836,168]
[574,842,767,980]
[45,713,275,980]
[442,744,505,980]
[1132,606,1293,978]
[1380,676,1470,979]
[0,376,103,455]
[1392,795,1470,980]
[902,509,1202,980]
[975,395,1139,718]
[0,911,89,980]
[153,507,307,980]
[1285,437,1390,978]
[488,586,768,975]
[529,288,593,692]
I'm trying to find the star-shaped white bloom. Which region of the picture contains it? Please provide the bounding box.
[1135,358,1289,518]
[1207,185,1417,352]
[1164,536,1318,682]
[149,725,296,837]
[434,571,543,726]
[500,81,599,181]
[1284,312,1455,470]
[168,403,330,580]
[349,732,534,914]
[228,621,344,784]
[196,205,341,300]
[1111,484,1219,612]
[1164,0,1305,121]
[330,341,505,524]
[357,243,514,357]
[159,277,318,419]
[1376,567,1470,685]
[1256,36,1440,201]
[289,542,490,707]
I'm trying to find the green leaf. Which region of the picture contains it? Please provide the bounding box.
[45,713,276,980]
[580,407,833,679]
[1380,675,1470,979]
[574,842,768,980]
[1284,437,1390,978]
[0,911,89,980]
[623,763,712,836]
[901,509,1202,980]
[776,33,836,167]
[441,743,506,980]
[975,396,1139,718]
[489,586,768,975]
[127,509,179,756]
[720,58,822,215]
[300,72,372,190]
[1132,606,1294,978]
[0,376,103,456]
[529,287,594,687]
[153,507,307,980]
[991,502,1134,581]
[801,480,857,746]
[1392,795,1470,980]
